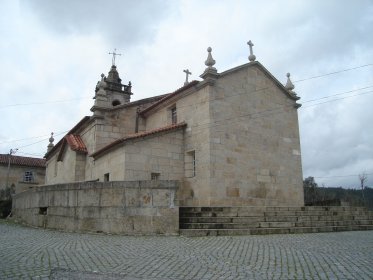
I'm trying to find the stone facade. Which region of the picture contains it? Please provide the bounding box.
[43,47,303,209]
[206,65,303,206]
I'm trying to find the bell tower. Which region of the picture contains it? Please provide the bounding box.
[91,49,132,115]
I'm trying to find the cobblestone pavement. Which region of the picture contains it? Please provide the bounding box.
[0,221,372,280]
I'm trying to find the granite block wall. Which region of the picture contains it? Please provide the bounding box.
[12,180,179,235]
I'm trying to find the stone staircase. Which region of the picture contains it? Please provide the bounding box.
[179,206,373,237]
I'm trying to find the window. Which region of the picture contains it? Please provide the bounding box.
[23,171,34,182]
[112,100,121,106]
[151,172,160,181]
[104,173,110,182]
[39,207,48,215]
[171,107,177,124]
[185,151,196,177]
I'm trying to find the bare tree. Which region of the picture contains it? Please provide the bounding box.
[359,172,367,206]
[303,176,318,204]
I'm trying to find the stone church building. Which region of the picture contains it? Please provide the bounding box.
[44,43,303,207]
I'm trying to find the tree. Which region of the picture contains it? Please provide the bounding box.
[303,176,318,204]
[359,172,367,206]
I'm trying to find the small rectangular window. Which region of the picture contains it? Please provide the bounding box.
[185,150,196,178]
[24,171,34,182]
[151,172,160,181]
[104,173,110,182]
[39,207,48,215]
[171,107,177,124]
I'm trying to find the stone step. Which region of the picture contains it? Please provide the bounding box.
[180,215,372,224]
[180,220,373,230]
[179,224,373,237]
[180,217,264,224]
[180,211,265,218]
[180,209,372,218]
[266,211,369,217]
[181,223,260,230]
[180,206,367,213]
[179,206,373,236]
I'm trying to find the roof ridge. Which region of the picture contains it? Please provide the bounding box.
[91,122,187,159]
[139,80,199,116]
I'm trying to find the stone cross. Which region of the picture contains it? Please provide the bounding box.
[247,40,256,62]
[108,48,122,66]
[183,69,192,85]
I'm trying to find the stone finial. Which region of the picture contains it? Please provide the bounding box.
[247,40,256,62]
[205,47,216,69]
[200,47,219,81]
[47,132,54,152]
[91,73,109,115]
[285,73,295,91]
[99,73,106,86]
[183,69,192,86]
[95,73,107,95]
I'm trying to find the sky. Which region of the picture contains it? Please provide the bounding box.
[1,0,372,188]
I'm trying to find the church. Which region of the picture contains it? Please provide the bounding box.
[44,42,303,207]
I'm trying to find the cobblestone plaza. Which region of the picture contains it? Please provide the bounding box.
[0,221,372,279]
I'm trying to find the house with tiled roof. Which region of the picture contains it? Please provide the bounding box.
[43,43,304,207]
[0,154,45,195]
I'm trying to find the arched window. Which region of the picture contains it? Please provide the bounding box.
[112,100,121,106]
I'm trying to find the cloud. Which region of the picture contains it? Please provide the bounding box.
[21,0,175,46]
[300,91,373,187]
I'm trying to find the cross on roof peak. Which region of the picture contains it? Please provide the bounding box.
[247,40,256,62]
[108,48,122,66]
[183,69,192,86]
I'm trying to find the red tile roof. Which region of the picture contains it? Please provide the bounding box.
[91,122,187,159]
[56,134,88,161]
[0,154,46,168]
[65,134,88,153]
[45,116,91,159]
[139,80,199,116]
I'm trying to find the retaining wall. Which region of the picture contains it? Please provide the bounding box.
[12,180,179,235]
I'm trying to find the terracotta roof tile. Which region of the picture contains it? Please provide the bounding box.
[65,134,88,153]
[91,122,187,158]
[0,154,46,167]
[45,116,91,159]
[56,134,88,162]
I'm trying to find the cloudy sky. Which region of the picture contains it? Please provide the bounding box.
[1,0,372,188]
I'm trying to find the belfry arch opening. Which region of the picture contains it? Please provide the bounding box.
[112,100,121,106]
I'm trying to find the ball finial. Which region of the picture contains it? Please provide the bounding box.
[285,73,295,91]
[49,132,54,144]
[205,47,216,68]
